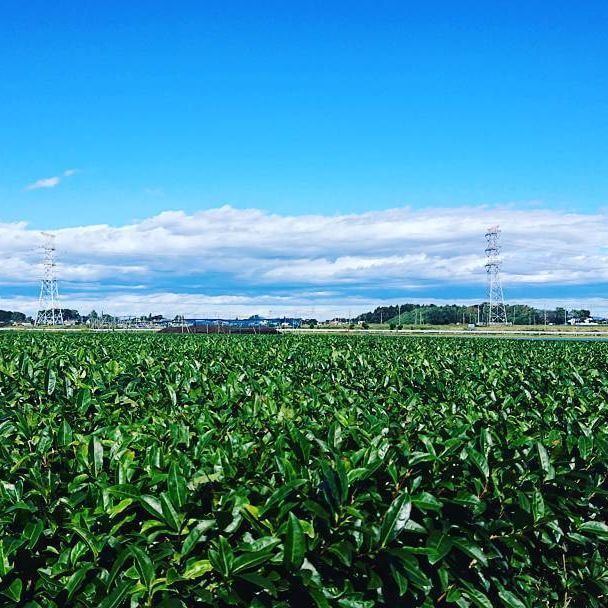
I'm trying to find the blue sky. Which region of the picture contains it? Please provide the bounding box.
[0,2,607,317]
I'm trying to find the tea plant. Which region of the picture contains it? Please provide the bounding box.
[0,333,606,607]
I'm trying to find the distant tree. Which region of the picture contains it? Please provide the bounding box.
[570,309,591,322]
[61,309,81,321]
[554,307,567,325]
[0,310,28,325]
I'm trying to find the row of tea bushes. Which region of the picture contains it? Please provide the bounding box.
[0,333,607,606]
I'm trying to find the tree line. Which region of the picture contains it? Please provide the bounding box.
[0,309,167,326]
[356,304,596,326]
[0,310,29,325]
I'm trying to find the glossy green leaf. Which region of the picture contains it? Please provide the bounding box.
[233,549,274,574]
[532,490,545,524]
[130,545,155,590]
[284,512,305,570]
[498,589,527,608]
[168,462,187,508]
[182,559,212,579]
[1,578,22,602]
[99,581,132,608]
[160,492,181,531]
[58,420,73,446]
[181,520,215,558]
[140,495,164,520]
[66,565,92,600]
[89,436,103,477]
[379,493,411,547]
[452,539,488,567]
[45,368,57,395]
[209,536,234,578]
[579,521,608,540]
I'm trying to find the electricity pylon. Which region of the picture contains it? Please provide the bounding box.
[485,225,508,325]
[35,232,64,326]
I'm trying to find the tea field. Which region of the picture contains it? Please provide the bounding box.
[0,333,607,607]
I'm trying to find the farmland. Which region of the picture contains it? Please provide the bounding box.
[0,333,607,607]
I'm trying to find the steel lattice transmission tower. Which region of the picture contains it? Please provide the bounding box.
[484,225,508,325]
[35,232,64,326]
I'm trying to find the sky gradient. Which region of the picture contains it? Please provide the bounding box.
[1,2,607,317]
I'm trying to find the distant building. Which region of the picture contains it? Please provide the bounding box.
[568,317,599,326]
[186,316,302,329]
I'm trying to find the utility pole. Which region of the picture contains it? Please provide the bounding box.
[484,226,508,325]
[35,232,64,327]
[179,314,190,333]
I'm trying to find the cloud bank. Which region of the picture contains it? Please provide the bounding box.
[0,204,607,317]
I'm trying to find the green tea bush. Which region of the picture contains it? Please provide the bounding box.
[0,333,606,607]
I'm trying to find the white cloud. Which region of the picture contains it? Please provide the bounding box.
[25,176,61,190]
[1,204,608,317]
[25,169,79,191]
